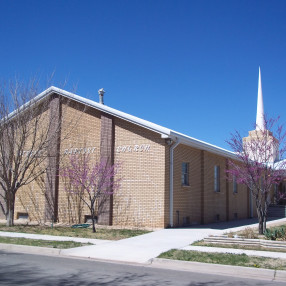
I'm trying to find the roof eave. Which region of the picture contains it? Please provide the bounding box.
[8,86,236,159]
[170,131,237,160]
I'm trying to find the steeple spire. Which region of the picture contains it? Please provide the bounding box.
[256,66,265,130]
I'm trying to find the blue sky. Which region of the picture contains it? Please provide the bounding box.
[1,0,286,150]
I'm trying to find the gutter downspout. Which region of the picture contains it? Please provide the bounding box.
[170,138,180,227]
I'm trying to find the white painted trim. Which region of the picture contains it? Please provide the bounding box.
[8,86,238,159]
[169,139,180,227]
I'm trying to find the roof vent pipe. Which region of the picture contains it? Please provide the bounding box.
[98,88,105,104]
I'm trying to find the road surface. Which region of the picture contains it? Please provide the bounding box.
[0,250,283,285]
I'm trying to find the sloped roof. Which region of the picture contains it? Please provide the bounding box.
[33,86,237,160]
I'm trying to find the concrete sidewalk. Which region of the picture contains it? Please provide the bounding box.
[61,228,222,263]
[61,217,286,263]
[1,218,286,282]
[1,218,286,264]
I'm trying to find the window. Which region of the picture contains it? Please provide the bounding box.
[233,175,237,193]
[181,163,189,186]
[214,165,220,192]
[17,212,29,220]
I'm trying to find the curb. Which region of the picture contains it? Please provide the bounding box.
[0,243,62,256]
[150,258,286,282]
[1,243,286,282]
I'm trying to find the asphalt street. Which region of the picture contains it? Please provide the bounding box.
[0,251,284,286]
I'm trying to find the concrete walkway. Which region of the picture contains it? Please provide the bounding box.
[1,218,286,282]
[61,228,222,263]
[61,217,286,263]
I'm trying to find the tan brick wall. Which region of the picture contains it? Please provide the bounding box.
[203,152,251,224]
[57,102,168,228]
[15,174,47,223]
[172,145,201,226]
[202,152,226,223]
[172,146,252,226]
[14,104,51,223]
[12,97,255,228]
[113,118,166,228]
[57,103,101,224]
[228,180,249,220]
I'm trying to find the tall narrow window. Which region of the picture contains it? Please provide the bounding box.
[233,175,237,193]
[214,165,220,192]
[181,163,189,186]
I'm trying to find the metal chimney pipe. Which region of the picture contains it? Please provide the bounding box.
[98,88,105,104]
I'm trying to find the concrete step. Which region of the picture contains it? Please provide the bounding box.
[204,236,286,249]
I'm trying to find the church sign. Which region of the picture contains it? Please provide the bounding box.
[116,144,151,153]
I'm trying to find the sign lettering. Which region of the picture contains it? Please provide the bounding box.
[63,147,97,155]
[116,144,151,153]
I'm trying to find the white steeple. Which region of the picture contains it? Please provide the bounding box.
[256,67,265,131]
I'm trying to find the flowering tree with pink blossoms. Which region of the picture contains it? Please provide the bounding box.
[226,117,286,234]
[60,154,121,232]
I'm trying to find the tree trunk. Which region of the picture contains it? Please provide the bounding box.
[91,209,96,233]
[258,218,263,234]
[92,216,96,233]
[257,209,263,235]
[263,216,267,234]
[6,193,15,227]
[263,197,269,234]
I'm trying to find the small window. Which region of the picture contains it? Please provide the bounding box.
[214,165,220,192]
[17,212,29,220]
[181,163,189,186]
[233,175,238,193]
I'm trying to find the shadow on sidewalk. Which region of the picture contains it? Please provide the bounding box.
[174,217,285,230]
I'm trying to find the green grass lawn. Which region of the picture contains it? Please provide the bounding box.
[0,236,90,249]
[0,224,150,240]
[158,249,286,270]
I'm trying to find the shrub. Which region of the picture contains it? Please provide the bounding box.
[264,227,286,241]
[226,232,234,238]
[240,227,258,239]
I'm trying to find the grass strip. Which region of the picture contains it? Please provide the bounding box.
[158,249,286,270]
[0,224,149,240]
[192,240,286,253]
[0,236,90,249]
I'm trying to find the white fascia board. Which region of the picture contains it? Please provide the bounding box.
[170,131,237,160]
[8,86,237,159]
[5,86,55,121]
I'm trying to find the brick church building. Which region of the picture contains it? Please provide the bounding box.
[6,72,281,228]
